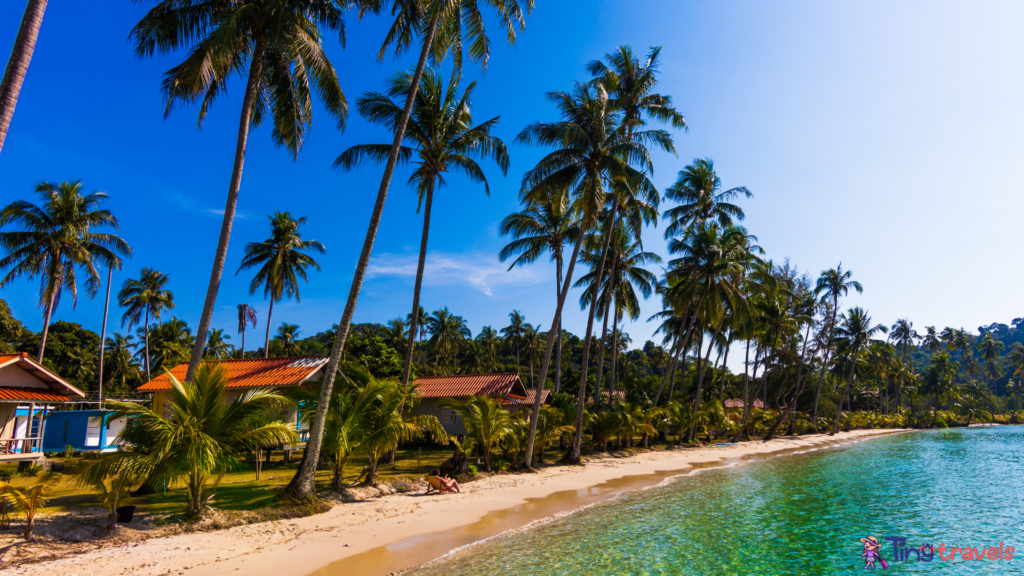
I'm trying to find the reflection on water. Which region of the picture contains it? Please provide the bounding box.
[409,428,1024,575]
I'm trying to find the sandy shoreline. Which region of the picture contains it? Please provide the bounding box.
[0,429,906,576]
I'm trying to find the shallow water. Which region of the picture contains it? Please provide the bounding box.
[409,428,1024,575]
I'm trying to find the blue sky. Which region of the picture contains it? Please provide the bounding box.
[2,1,1023,360]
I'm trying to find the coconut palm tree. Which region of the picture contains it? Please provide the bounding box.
[475,325,500,369]
[82,364,296,516]
[336,69,508,392]
[522,324,545,388]
[662,158,750,238]
[236,212,325,358]
[977,333,1005,403]
[889,318,918,409]
[921,351,960,427]
[384,317,409,356]
[204,328,233,359]
[406,305,429,363]
[920,326,942,354]
[102,333,139,392]
[142,318,193,375]
[831,307,887,435]
[236,304,257,359]
[0,181,130,362]
[500,197,581,392]
[130,1,348,382]
[501,310,527,372]
[810,264,863,428]
[516,83,665,466]
[118,268,174,382]
[0,0,47,156]
[437,395,514,471]
[294,0,535,503]
[426,307,470,367]
[274,323,302,356]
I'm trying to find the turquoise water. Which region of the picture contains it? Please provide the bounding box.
[409,428,1024,575]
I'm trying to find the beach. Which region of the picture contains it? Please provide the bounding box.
[0,429,903,576]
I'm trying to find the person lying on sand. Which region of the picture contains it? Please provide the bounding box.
[424,469,461,494]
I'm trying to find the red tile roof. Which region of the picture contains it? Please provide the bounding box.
[0,387,75,402]
[0,352,86,399]
[414,373,527,399]
[138,357,329,392]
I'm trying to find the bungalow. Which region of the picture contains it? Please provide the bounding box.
[410,373,531,435]
[137,357,330,434]
[723,398,766,410]
[0,352,87,462]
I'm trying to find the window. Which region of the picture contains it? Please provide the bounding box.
[440,410,460,426]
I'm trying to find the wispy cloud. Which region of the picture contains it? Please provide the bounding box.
[367,251,549,297]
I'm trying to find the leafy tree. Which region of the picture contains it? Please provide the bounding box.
[237,212,325,358]
[18,321,100,392]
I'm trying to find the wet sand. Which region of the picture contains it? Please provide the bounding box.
[0,429,905,576]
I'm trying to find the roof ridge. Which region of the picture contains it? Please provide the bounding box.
[415,372,519,379]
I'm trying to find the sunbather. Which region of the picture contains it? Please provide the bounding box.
[424,469,461,494]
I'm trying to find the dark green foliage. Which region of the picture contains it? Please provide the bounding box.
[18,321,99,393]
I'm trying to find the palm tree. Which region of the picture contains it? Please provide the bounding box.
[118,268,173,382]
[0,0,47,156]
[236,212,325,358]
[426,307,470,367]
[142,318,193,375]
[294,0,535,503]
[921,351,960,427]
[275,323,302,356]
[500,197,580,393]
[810,264,863,428]
[0,181,130,362]
[102,333,139,392]
[236,304,257,359]
[889,318,918,409]
[920,326,942,354]
[475,326,500,370]
[437,395,514,471]
[204,328,233,359]
[516,83,665,466]
[522,324,545,388]
[977,333,1005,403]
[407,305,429,363]
[384,317,409,356]
[82,364,296,516]
[831,307,887,435]
[501,310,527,371]
[336,69,508,392]
[662,158,750,238]
[130,2,348,382]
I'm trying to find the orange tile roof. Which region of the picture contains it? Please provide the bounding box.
[0,387,75,402]
[414,373,527,399]
[138,357,329,392]
[0,352,86,399]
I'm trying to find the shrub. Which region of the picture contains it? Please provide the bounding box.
[63,445,76,459]
[491,459,510,472]
[20,465,42,477]
[0,469,11,482]
[466,464,478,477]
[936,418,948,429]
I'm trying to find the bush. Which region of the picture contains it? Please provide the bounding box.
[466,464,478,477]
[0,468,11,482]
[935,418,948,429]
[491,459,510,472]
[20,464,42,477]
[63,445,76,459]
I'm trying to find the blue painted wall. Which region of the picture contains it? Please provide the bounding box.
[42,410,113,452]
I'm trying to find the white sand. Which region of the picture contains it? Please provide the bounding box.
[0,429,905,576]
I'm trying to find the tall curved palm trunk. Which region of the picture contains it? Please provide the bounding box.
[400,181,434,386]
[0,0,47,156]
[263,298,275,358]
[185,39,266,382]
[288,14,441,500]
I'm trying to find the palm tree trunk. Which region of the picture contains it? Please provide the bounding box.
[555,255,563,394]
[688,316,725,442]
[36,268,59,363]
[811,306,839,431]
[717,335,730,407]
[287,15,441,501]
[731,342,761,442]
[185,37,266,383]
[263,298,274,358]
[400,180,434,390]
[523,223,587,469]
[98,266,112,406]
[240,327,245,359]
[0,0,47,156]
[143,308,151,383]
[766,323,812,441]
[592,300,610,410]
[832,348,861,435]
[565,199,619,464]
[609,306,621,397]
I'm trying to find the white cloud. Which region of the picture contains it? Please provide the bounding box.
[367,251,549,297]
